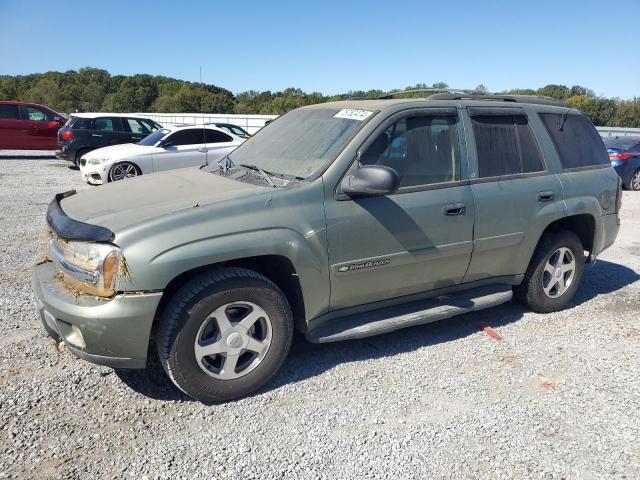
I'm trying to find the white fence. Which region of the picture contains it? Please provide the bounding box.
[132,113,277,134]
[130,112,639,138]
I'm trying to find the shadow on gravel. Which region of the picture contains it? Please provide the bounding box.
[116,259,639,402]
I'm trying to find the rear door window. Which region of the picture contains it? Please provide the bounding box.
[204,129,233,143]
[471,113,544,178]
[538,113,609,169]
[0,104,20,119]
[166,129,205,146]
[92,117,124,132]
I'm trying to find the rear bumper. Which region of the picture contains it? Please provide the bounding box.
[32,261,162,369]
[592,212,620,259]
[55,150,73,161]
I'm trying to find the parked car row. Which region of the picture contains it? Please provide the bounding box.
[1,100,638,192]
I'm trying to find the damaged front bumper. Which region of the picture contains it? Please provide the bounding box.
[32,260,162,369]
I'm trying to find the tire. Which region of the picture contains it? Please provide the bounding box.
[157,267,294,403]
[629,168,640,191]
[514,231,585,313]
[73,148,90,168]
[108,162,140,182]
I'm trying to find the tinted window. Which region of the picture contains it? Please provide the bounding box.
[471,115,544,178]
[126,118,151,134]
[204,129,233,143]
[361,115,459,187]
[0,104,19,119]
[167,129,205,146]
[93,117,121,131]
[70,117,93,129]
[25,106,54,121]
[539,113,609,169]
[217,124,250,138]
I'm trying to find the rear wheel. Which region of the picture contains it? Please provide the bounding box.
[157,268,293,403]
[514,231,585,313]
[108,162,140,182]
[629,168,640,191]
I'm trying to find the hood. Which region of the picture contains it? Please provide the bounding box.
[60,168,267,233]
[84,143,153,159]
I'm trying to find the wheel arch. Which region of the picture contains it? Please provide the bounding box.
[150,254,307,340]
[535,214,595,260]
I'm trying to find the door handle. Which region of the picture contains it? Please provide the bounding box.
[91,134,103,138]
[537,191,554,202]
[443,203,466,216]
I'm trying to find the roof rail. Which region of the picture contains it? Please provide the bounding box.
[426,93,568,107]
[377,88,482,99]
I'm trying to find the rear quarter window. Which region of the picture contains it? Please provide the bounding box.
[538,113,609,169]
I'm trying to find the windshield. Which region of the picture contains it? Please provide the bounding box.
[137,128,170,146]
[224,108,374,178]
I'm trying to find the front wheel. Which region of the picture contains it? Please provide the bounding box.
[157,268,293,403]
[514,231,585,313]
[108,162,140,182]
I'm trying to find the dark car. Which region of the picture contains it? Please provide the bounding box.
[56,114,163,166]
[0,101,66,150]
[604,136,640,190]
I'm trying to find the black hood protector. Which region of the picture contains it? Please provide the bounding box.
[46,190,115,242]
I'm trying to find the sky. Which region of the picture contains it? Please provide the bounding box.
[1,0,638,99]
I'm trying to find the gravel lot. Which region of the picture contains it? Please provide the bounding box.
[1,151,639,479]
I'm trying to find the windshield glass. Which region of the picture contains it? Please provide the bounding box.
[224,108,374,178]
[137,128,170,146]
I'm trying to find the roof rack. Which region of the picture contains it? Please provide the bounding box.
[377,88,481,99]
[427,92,568,107]
[370,88,568,107]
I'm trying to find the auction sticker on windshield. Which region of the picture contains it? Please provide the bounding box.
[333,109,374,121]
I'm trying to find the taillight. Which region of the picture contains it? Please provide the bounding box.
[61,130,73,141]
[609,152,634,161]
[616,176,622,213]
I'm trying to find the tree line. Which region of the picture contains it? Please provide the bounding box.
[1,68,638,127]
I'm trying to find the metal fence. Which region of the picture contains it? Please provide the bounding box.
[131,113,277,134]
[595,126,640,138]
[129,112,639,138]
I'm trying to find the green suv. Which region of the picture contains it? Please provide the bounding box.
[33,93,621,402]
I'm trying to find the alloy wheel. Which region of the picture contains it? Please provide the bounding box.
[110,163,139,181]
[542,247,576,298]
[194,302,272,380]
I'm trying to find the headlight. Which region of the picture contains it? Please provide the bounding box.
[50,239,123,297]
[87,157,107,165]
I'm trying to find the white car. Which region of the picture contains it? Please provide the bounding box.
[79,124,245,184]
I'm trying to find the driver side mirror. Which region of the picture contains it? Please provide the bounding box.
[341,165,400,197]
[158,138,172,148]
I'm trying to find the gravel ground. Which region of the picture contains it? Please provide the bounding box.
[1,150,639,479]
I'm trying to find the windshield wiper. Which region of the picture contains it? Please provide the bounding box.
[239,163,276,188]
[217,154,235,173]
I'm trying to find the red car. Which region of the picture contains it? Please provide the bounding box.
[0,101,67,150]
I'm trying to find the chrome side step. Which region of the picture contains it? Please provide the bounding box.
[306,285,513,343]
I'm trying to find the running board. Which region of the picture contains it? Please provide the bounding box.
[306,285,513,343]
